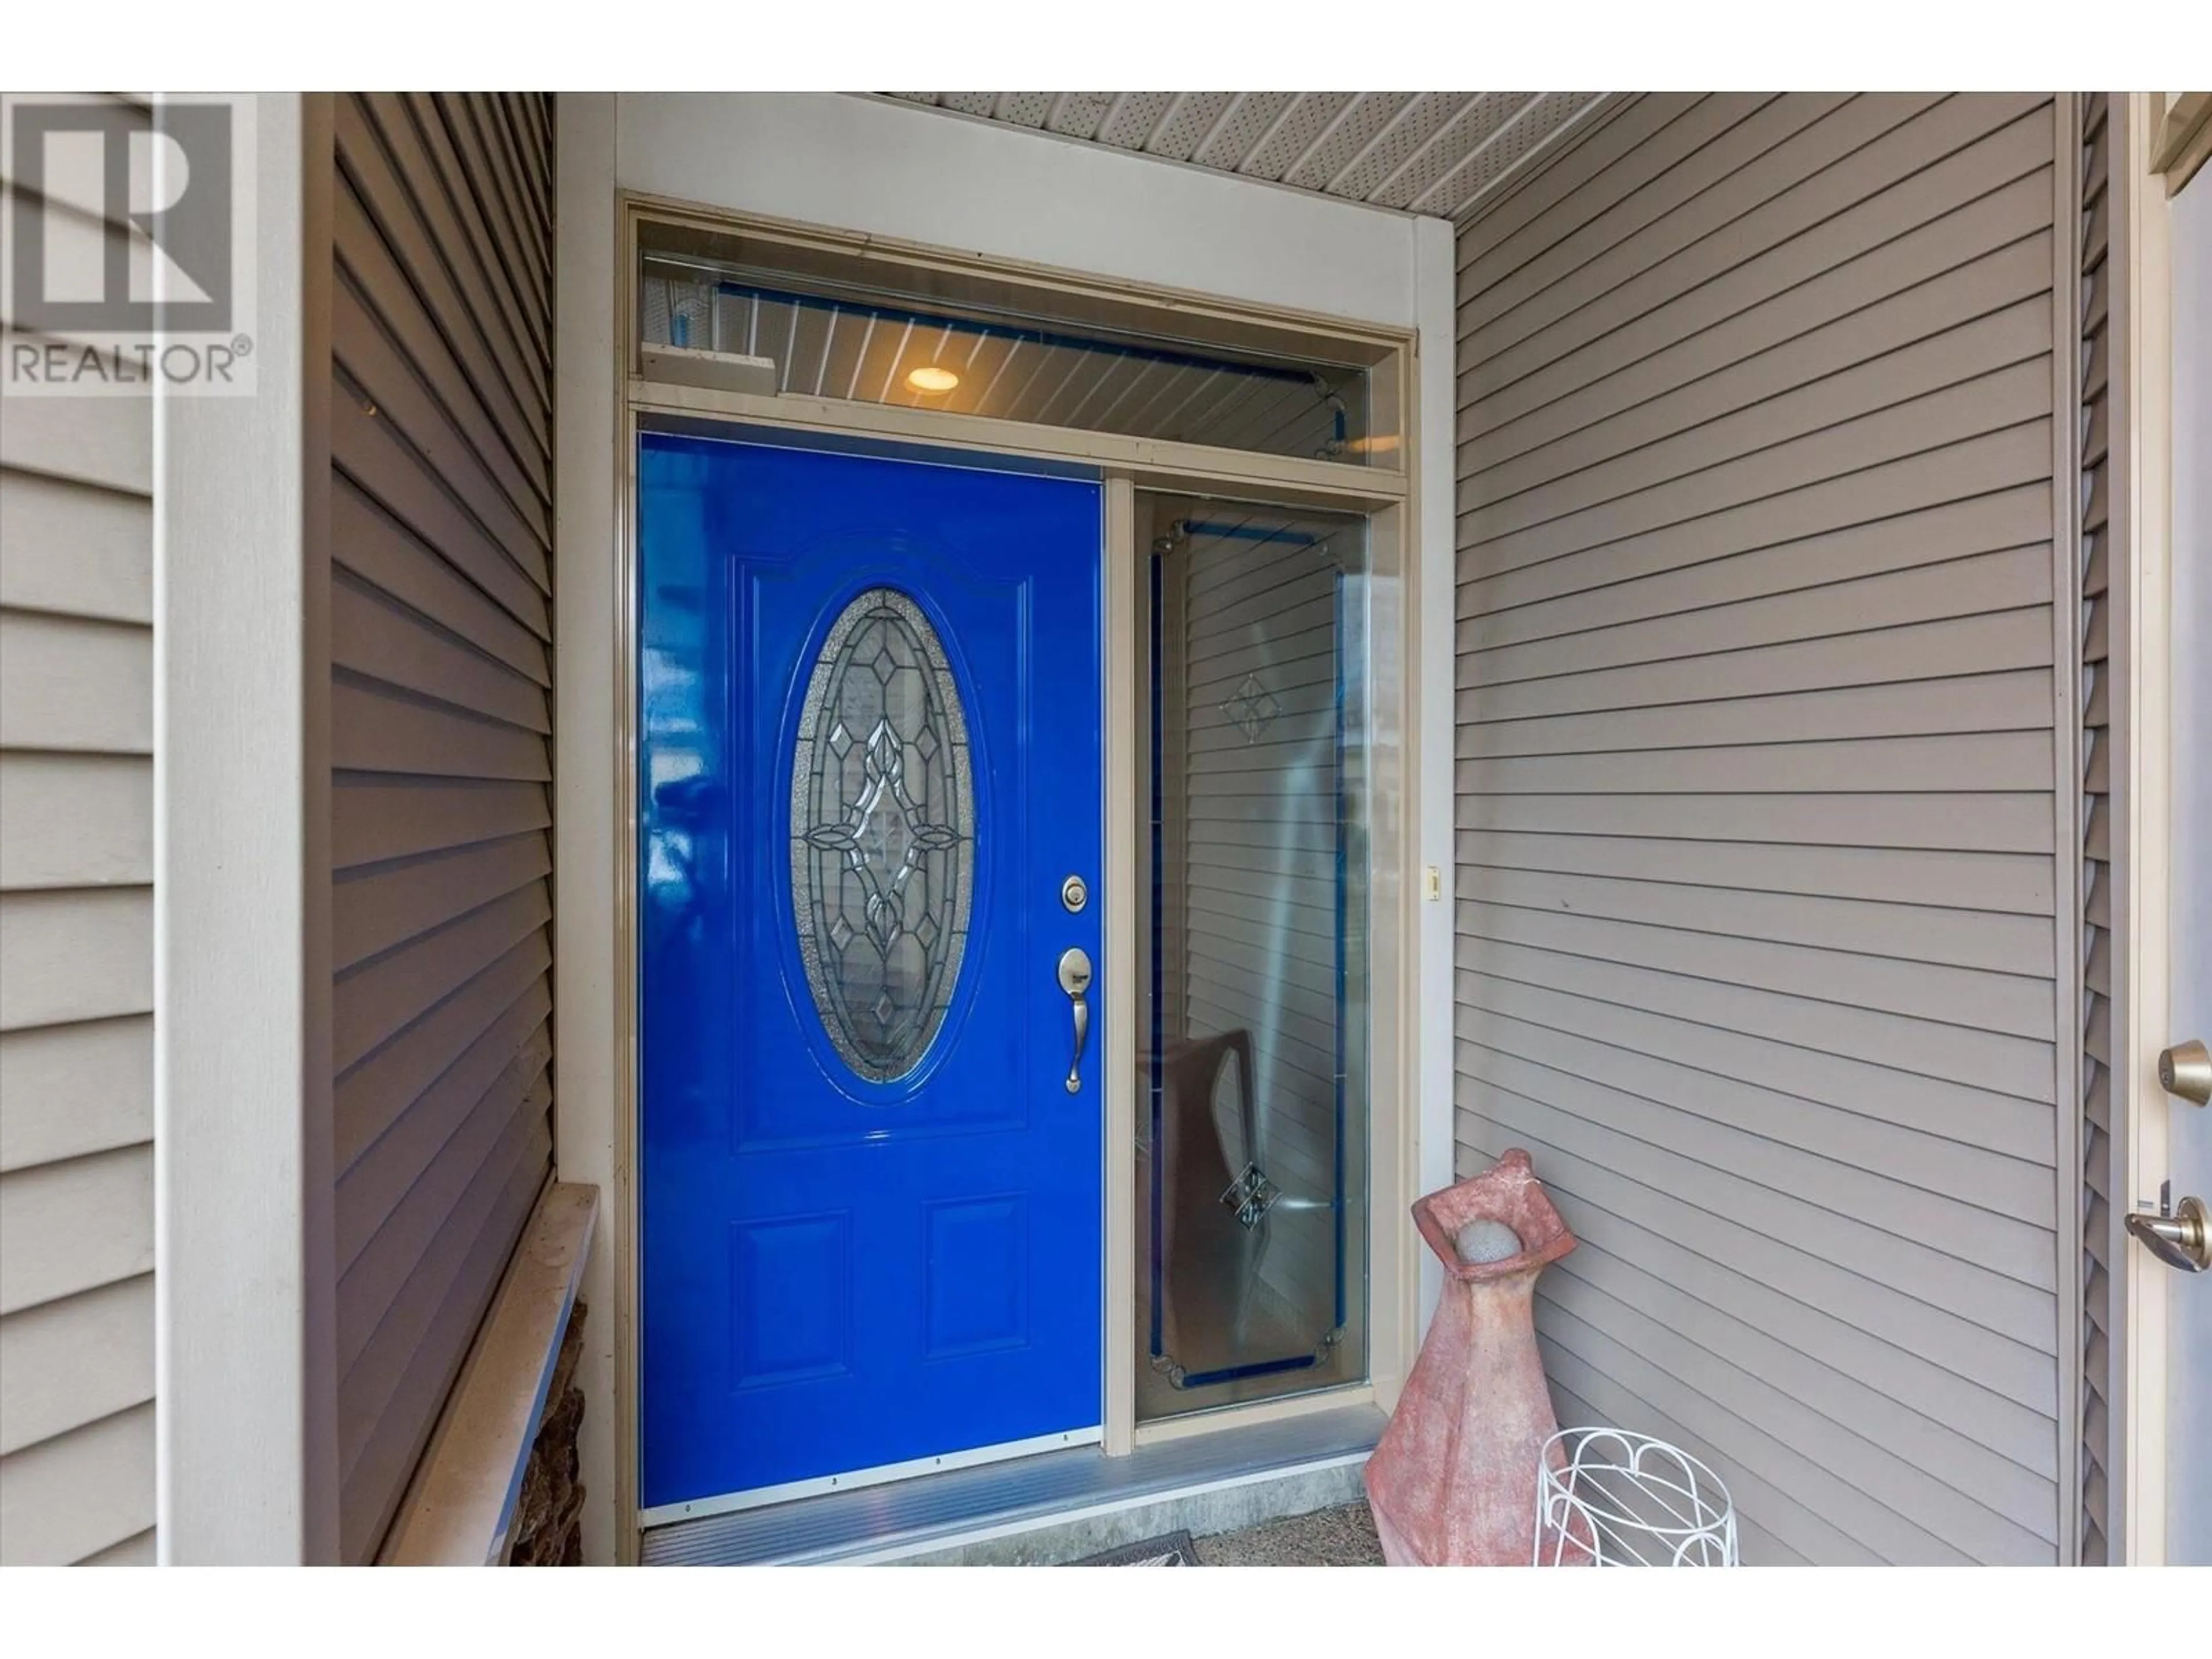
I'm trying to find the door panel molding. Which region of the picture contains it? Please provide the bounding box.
[635,435,1105,1509]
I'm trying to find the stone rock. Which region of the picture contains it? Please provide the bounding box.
[1452,1217,1524,1264]
[507,1301,588,1567]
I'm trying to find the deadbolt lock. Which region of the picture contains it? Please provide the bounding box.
[2126,1181,2212,1274]
[2157,1038,2211,1107]
[1060,874,1088,914]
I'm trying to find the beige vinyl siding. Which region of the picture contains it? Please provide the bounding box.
[1453,93,2072,1564]
[329,91,556,1564]
[2073,92,2117,1566]
[0,96,157,1566]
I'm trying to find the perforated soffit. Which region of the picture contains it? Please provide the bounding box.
[880,92,1615,222]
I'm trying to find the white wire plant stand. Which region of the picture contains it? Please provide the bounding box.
[1533,1427,1739,1566]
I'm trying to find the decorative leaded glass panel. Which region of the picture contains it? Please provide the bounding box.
[790,587,975,1083]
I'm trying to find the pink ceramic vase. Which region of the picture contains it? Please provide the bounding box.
[1363,1149,1578,1566]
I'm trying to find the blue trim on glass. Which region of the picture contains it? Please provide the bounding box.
[709,278,1325,387]
[1174,519,1325,549]
[1147,549,1166,1365]
[1178,1354,1320,1390]
[1332,567,1349,1336]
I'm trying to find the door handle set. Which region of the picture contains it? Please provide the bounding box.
[1057,946,1093,1095]
[2129,1040,2211,1272]
[2127,1182,2211,1274]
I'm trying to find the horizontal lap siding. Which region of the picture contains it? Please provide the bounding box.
[329,91,556,1563]
[1453,93,2068,1563]
[0,95,157,1565]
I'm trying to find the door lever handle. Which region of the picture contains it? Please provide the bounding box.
[1057,947,1093,1095]
[2126,1181,2211,1273]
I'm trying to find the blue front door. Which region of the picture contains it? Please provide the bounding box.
[638,433,1104,1513]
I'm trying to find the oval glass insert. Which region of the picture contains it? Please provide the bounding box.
[790,586,976,1083]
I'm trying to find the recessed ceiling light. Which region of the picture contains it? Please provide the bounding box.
[906,365,960,394]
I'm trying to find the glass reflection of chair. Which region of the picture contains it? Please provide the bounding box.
[1156,1029,1260,1380]
[1153,1029,1334,1388]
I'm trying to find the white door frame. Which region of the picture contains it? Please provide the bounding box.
[615,252,1408,1541]
[554,98,1458,1563]
[2111,88,2197,1567]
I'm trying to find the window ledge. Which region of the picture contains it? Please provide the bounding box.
[377,1180,599,1566]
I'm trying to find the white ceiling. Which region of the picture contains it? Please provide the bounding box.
[880,92,1613,222]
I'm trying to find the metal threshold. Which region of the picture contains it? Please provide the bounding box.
[641,1402,1384,1566]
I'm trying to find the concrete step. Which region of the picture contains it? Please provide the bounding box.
[641,1400,1382,1566]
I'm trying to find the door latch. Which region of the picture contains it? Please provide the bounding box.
[2126,1180,2212,1274]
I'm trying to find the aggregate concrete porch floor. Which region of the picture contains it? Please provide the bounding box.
[1192,1501,1385,1566]
[646,1403,1386,1564]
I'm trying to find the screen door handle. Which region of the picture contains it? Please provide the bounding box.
[1057,946,1093,1094]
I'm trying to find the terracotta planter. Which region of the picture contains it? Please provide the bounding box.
[1363,1149,1578,1566]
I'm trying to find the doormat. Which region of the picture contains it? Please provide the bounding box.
[1071,1529,1199,1566]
